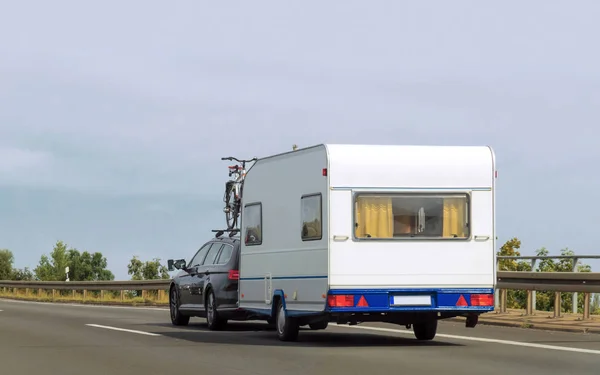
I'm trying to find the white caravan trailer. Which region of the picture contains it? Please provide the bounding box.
[238,144,496,342]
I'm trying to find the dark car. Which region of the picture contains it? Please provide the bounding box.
[167,232,249,330]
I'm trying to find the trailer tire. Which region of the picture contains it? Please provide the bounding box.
[275,300,299,342]
[413,319,437,341]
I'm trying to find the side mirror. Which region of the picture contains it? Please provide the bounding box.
[167,259,186,271]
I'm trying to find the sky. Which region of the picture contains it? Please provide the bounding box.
[1,1,600,279]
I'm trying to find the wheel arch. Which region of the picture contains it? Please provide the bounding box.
[270,289,286,317]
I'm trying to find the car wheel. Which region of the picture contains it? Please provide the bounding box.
[413,319,437,340]
[275,300,299,342]
[206,290,227,330]
[170,287,190,326]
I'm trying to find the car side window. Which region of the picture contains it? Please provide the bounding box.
[215,244,234,265]
[202,243,223,266]
[189,243,211,268]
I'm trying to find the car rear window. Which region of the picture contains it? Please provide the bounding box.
[216,244,234,265]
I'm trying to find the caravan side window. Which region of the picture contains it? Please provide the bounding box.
[243,202,262,246]
[301,193,322,241]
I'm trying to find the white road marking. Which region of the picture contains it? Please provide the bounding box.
[0,298,168,311]
[86,324,161,336]
[333,324,600,355]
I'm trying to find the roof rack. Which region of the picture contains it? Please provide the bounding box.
[212,228,240,238]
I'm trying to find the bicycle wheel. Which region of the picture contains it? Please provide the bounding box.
[223,181,238,229]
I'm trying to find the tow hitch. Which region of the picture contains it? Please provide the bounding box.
[465,314,479,328]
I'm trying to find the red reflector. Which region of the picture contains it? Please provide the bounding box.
[456,295,468,306]
[228,270,239,280]
[322,168,327,176]
[356,295,369,307]
[327,295,354,307]
[470,294,493,306]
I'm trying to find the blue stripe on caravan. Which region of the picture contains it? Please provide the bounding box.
[239,275,328,281]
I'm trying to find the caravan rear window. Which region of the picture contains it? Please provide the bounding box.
[353,193,470,240]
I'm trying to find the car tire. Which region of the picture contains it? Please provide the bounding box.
[413,319,437,341]
[206,289,227,330]
[170,287,190,326]
[275,300,299,342]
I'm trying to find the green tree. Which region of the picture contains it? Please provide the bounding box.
[34,241,70,281]
[127,256,170,280]
[534,247,591,313]
[11,267,34,281]
[0,249,15,280]
[497,238,531,308]
[34,241,114,281]
[66,249,114,281]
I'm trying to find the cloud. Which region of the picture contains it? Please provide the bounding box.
[0,146,53,174]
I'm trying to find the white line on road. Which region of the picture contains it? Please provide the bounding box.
[333,324,600,355]
[1,298,168,311]
[86,324,161,337]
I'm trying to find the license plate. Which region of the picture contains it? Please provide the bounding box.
[391,295,432,306]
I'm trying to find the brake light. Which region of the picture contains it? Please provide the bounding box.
[327,295,354,307]
[470,294,493,306]
[228,270,239,280]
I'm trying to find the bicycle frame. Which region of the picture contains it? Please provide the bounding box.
[221,156,257,229]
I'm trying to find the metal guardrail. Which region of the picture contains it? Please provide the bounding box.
[496,271,600,320]
[496,254,600,315]
[0,279,170,291]
[0,279,171,302]
[1,270,599,319]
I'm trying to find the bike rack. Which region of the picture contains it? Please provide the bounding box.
[212,229,240,238]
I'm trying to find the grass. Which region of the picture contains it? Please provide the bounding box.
[0,288,169,306]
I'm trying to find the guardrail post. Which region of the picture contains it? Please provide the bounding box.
[83,290,87,300]
[100,290,104,300]
[572,258,579,314]
[52,289,56,301]
[553,292,561,318]
[72,290,76,299]
[495,258,500,308]
[583,293,591,320]
[525,290,533,315]
[530,259,537,314]
[120,290,125,301]
[500,289,507,313]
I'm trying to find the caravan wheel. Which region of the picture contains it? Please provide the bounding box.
[275,301,299,342]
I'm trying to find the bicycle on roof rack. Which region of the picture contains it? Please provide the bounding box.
[221,156,257,230]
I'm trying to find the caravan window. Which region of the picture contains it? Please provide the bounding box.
[353,193,470,240]
[243,202,262,246]
[301,193,322,241]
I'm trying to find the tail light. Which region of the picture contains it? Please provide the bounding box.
[228,270,239,280]
[470,294,493,306]
[327,295,354,307]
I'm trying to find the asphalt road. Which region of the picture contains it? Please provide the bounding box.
[1,299,599,375]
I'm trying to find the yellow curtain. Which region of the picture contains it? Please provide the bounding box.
[355,197,394,238]
[442,198,466,237]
